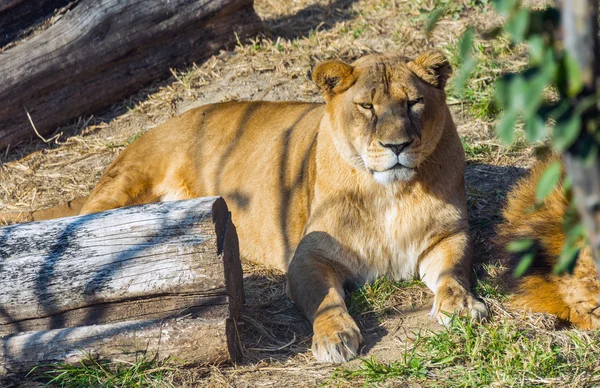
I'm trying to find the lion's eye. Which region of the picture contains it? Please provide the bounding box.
[359,103,373,110]
[408,97,424,107]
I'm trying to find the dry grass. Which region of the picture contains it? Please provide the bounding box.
[5,0,596,387]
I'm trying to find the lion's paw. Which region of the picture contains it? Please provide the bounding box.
[431,283,488,326]
[568,300,600,330]
[311,310,362,363]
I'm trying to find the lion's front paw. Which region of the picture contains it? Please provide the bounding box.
[431,282,488,326]
[311,309,362,363]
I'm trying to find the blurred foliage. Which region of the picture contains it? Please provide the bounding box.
[431,0,600,274]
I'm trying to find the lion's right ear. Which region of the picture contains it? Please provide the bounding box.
[312,60,355,101]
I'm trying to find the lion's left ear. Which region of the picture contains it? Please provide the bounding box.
[407,50,452,89]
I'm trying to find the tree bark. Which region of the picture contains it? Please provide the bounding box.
[0,0,27,14]
[0,196,244,376]
[558,0,600,275]
[0,0,263,149]
[0,317,234,377]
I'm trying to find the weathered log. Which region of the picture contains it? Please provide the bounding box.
[0,0,263,149]
[0,196,244,376]
[0,317,233,377]
[0,0,76,49]
[0,0,28,14]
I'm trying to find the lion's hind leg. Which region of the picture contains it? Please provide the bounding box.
[79,167,158,215]
[81,158,198,216]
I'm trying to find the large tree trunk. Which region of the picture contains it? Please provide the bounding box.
[0,0,263,149]
[558,0,600,275]
[0,196,244,378]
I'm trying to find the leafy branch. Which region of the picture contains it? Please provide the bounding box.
[432,0,600,273]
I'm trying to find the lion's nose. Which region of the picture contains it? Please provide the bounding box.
[379,139,413,155]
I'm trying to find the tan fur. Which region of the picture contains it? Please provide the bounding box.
[498,159,600,329]
[8,51,488,361]
[1,197,88,223]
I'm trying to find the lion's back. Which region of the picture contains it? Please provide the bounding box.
[185,101,324,270]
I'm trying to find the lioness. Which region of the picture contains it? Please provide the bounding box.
[8,51,488,362]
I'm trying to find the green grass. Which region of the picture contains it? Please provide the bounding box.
[27,353,177,388]
[473,263,509,301]
[461,137,494,159]
[106,132,143,150]
[445,34,522,121]
[474,277,508,301]
[425,0,491,21]
[335,317,600,387]
[348,277,426,316]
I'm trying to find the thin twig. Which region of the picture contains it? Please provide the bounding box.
[24,105,61,144]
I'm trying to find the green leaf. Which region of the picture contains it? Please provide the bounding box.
[505,8,530,42]
[513,252,535,278]
[563,53,584,97]
[523,52,556,119]
[433,355,461,365]
[524,114,546,142]
[453,57,478,96]
[410,358,421,369]
[492,0,519,17]
[535,160,562,203]
[566,222,586,242]
[452,27,478,96]
[527,36,545,64]
[507,75,526,113]
[552,115,581,151]
[507,238,534,253]
[553,244,580,274]
[496,110,518,144]
[495,77,509,107]
[425,7,445,33]
[459,27,476,59]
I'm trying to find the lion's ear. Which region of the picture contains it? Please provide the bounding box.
[312,60,355,100]
[407,50,452,89]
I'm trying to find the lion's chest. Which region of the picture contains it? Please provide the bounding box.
[349,198,438,284]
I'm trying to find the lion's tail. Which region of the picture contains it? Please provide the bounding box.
[0,196,89,224]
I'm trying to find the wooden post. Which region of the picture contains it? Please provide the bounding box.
[0,196,244,377]
[558,0,600,275]
[0,0,263,149]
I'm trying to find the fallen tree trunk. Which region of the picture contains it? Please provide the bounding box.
[0,0,263,149]
[1,316,234,377]
[0,0,76,49]
[0,0,27,14]
[0,196,244,377]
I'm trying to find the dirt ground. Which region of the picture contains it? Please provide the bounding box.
[0,0,557,386]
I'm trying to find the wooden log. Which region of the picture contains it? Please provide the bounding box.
[0,0,263,149]
[0,0,28,14]
[0,317,232,377]
[0,0,76,49]
[0,196,244,377]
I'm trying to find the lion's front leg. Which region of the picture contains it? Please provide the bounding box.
[287,233,362,363]
[418,231,488,325]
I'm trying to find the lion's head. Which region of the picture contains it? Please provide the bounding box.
[312,50,452,184]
